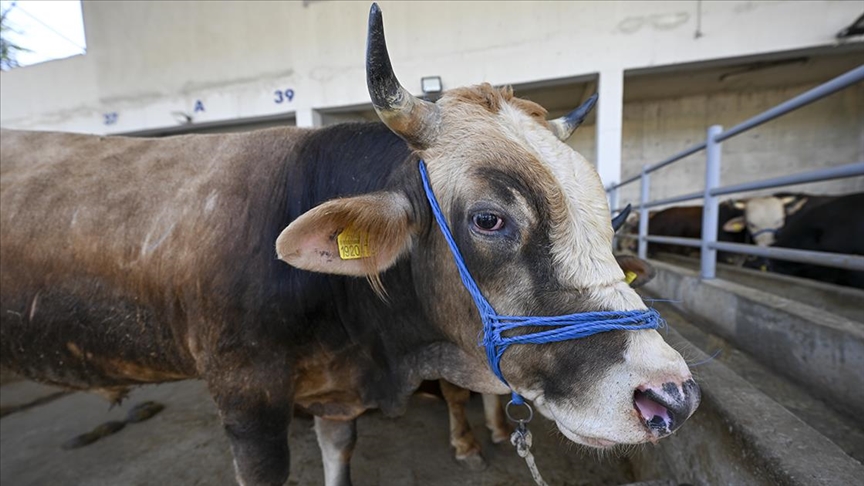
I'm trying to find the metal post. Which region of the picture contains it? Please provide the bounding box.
[638,166,650,259]
[701,125,723,279]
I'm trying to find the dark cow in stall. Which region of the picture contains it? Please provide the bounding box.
[0,5,699,486]
[760,193,864,289]
[646,206,703,257]
[619,202,746,264]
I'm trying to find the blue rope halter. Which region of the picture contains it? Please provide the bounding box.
[750,226,779,238]
[418,160,664,404]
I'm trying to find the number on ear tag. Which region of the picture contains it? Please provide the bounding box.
[337,227,372,260]
[625,271,638,285]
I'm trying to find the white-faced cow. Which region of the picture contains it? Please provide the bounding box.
[0,5,699,486]
[722,193,834,247]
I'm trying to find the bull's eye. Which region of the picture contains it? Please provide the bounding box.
[472,213,504,232]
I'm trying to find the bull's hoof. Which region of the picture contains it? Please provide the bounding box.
[62,420,126,449]
[92,420,127,436]
[456,451,487,471]
[126,401,165,423]
[490,425,512,444]
[62,432,98,450]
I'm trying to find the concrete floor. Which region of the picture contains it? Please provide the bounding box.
[0,379,636,486]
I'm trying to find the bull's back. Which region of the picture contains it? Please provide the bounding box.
[0,128,308,388]
[650,207,703,238]
[772,193,864,288]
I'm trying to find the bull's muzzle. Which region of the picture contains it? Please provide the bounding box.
[633,379,701,438]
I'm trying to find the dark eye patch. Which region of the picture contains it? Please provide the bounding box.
[471,167,544,214]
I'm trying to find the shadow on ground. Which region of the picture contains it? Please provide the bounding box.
[0,379,637,485]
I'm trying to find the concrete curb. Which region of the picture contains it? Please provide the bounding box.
[654,253,864,323]
[644,259,864,418]
[634,325,864,485]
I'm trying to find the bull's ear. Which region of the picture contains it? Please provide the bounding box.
[723,216,746,233]
[615,254,655,288]
[276,191,414,279]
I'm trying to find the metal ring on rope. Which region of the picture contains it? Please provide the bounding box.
[505,399,534,424]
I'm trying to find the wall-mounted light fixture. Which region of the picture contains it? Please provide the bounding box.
[421,76,443,99]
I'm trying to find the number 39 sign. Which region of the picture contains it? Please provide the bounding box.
[274,89,295,104]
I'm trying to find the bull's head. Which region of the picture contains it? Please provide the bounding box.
[723,195,808,246]
[276,3,698,448]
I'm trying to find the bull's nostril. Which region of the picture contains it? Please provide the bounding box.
[647,414,666,430]
[634,389,672,433]
[635,380,701,437]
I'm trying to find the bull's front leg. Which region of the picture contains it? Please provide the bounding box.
[481,393,511,444]
[314,416,357,486]
[209,367,294,486]
[439,380,486,470]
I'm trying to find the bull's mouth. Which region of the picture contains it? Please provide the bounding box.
[549,390,692,448]
[544,395,661,449]
[545,403,623,449]
[539,378,701,449]
[554,423,618,449]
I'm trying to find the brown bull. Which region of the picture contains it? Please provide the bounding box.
[0,5,699,485]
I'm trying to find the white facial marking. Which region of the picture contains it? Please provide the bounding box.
[496,102,643,310]
[745,197,784,246]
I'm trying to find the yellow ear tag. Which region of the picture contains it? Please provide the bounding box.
[625,271,638,285]
[337,227,373,260]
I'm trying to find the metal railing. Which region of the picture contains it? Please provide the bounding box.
[606,64,864,279]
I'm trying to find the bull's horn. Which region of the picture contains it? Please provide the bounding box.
[549,93,598,141]
[612,203,632,232]
[366,3,440,149]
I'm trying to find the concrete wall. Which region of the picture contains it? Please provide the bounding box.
[1,0,862,190]
[617,81,864,204]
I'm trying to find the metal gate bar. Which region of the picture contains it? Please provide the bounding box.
[606,65,864,279]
